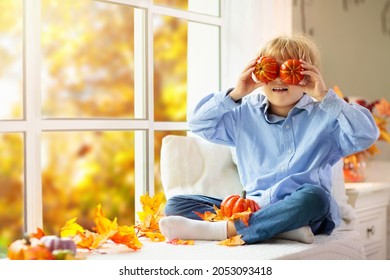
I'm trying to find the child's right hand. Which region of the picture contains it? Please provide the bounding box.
[229,58,264,101]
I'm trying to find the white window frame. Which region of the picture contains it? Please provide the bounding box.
[0,0,223,233]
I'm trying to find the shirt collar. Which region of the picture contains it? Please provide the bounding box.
[258,93,315,116]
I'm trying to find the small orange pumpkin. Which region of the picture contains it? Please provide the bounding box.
[220,190,260,217]
[8,237,54,260]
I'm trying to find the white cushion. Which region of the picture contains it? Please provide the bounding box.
[160,135,355,224]
[160,134,242,199]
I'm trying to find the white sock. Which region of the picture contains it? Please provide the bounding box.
[274,226,314,244]
[159,216,228,241]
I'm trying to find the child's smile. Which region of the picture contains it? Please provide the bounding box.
[271,86,289,93]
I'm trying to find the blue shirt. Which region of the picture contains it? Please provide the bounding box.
[188,89,379,227]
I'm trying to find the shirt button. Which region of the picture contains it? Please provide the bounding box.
[288,149,293,154]
[285,125,290,129]
[280,166,285,171]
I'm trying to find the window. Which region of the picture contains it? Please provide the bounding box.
[0,0,221,252]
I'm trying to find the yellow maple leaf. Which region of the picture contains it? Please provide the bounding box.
[136,192,166,242]
[93,203,118,235]
[217,235,245,246]
[140,192,166,213]
[60,217,85,238]
[144,231,165,242]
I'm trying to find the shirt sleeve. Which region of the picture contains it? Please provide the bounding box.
[188,89,241,146]
[320,89,380,157]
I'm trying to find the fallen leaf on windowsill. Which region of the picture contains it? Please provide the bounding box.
[217,235,245,246]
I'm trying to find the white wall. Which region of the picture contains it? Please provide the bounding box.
[292,0,390,162]
[292,0,390,101]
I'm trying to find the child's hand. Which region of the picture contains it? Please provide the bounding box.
[229,58,264,101]
[299,59,328,101]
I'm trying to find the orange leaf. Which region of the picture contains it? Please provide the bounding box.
[73,230,95,249]
[196,205,253,226]
[168,238,195,245]
[195,205,229,222]
[231,209,253,227]
[30,227,45,239]
[111,225,143,250]
[194,210,218,222]
[217,235,245,246]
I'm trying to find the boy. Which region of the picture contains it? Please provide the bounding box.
[159,34,379,244]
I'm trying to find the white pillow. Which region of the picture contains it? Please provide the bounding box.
[160,135,355,224]
[160,135,242,199]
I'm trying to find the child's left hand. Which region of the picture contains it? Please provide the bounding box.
[299,59,328,101]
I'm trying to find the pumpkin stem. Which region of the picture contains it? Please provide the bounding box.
[23,233,31,245]
[241,190,247,199]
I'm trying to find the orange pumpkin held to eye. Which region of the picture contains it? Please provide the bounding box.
[252,56,279,84]
[279,59,304,85]
[220,190,260,218]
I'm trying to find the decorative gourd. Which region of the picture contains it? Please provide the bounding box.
[252,56,279,83]
[220,190,260,217]
[8,237,54,260]
[279,58,304,85]
[40,235,77,255]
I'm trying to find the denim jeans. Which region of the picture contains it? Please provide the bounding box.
[163,184,335,244]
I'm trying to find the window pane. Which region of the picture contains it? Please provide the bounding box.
[154,15,187,122]
[42,131,138,235]
[154,0,220,17]
[154,131,187,195]
[41,0,145,118]
[0,133,24,255]
[154,16,220,121]
[0,0,23,120]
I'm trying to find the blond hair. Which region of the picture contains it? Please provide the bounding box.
[258,34,321,69]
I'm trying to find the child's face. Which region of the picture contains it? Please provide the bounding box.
[262,57,305,117]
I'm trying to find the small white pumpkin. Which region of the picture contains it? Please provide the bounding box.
[40,235,77,255]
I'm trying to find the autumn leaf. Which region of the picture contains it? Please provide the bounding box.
[168,238,195,245]
[231,209,253,227]
[194,205,228,222]
[72,230,95,249]
[144,232,165,242]
[111,225,143,250]
[93,203,118,235]
[60,204,143,251]
[194,210,217,221]
[196,205,253,227]
[140,192,166,214]
[60,217,85,238]
[135,192,166,242]
[217,235,245,246]
[30,227,46,239]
